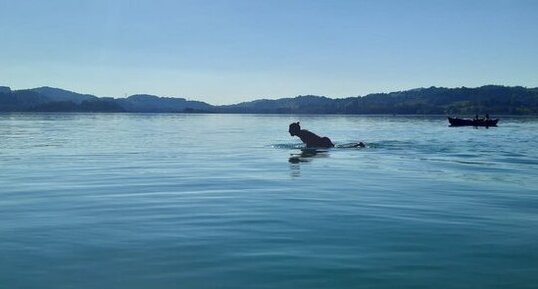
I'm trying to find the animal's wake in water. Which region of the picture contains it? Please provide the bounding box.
[335,143,367,149]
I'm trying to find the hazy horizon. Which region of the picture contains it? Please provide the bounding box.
[2,0,537,105]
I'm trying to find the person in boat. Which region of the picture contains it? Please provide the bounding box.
[288,122,365,148]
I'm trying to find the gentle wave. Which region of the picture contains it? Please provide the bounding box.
[1,114,537,289]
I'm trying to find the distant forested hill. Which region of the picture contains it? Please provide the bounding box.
[0,87,211,113]
[1,85,538,114]
[220,86,538,115]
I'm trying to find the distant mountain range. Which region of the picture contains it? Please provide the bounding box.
[1,85,538,115]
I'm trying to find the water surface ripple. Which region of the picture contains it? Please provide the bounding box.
[1,113,537,289]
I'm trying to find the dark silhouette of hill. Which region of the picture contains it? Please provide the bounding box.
[220,86,538,115]
[0,88,50,111]
[219,95,337,114]
[0,87,213,113]
[1,85,538,114]
[31,86,98,104]
[29,99,125,112]
[0,86,11,94]
[117,94,213,112]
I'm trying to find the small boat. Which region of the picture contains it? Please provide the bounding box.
[448,117,499,127]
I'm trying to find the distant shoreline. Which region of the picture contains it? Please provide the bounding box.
[2,112,538,118]
[2,85,538,115]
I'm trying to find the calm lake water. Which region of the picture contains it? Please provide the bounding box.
[1,113,537,289]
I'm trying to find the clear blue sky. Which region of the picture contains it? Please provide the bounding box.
[1,0,537,104]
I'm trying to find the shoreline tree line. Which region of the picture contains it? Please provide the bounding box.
[1,85,537,115]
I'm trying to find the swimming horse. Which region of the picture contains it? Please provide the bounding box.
[288,122,365,148]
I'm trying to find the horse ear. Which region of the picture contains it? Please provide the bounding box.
[296,122,300,125]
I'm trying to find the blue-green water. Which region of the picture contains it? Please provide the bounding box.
[1,113,537,289]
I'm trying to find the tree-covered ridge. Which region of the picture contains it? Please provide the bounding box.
[1,85,538,114]
[219,86,538,115]
[0,87,210,113]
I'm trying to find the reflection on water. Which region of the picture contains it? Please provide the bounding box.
[287,144,369,177]
[288,148,328,163]
[288,148,329,177]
